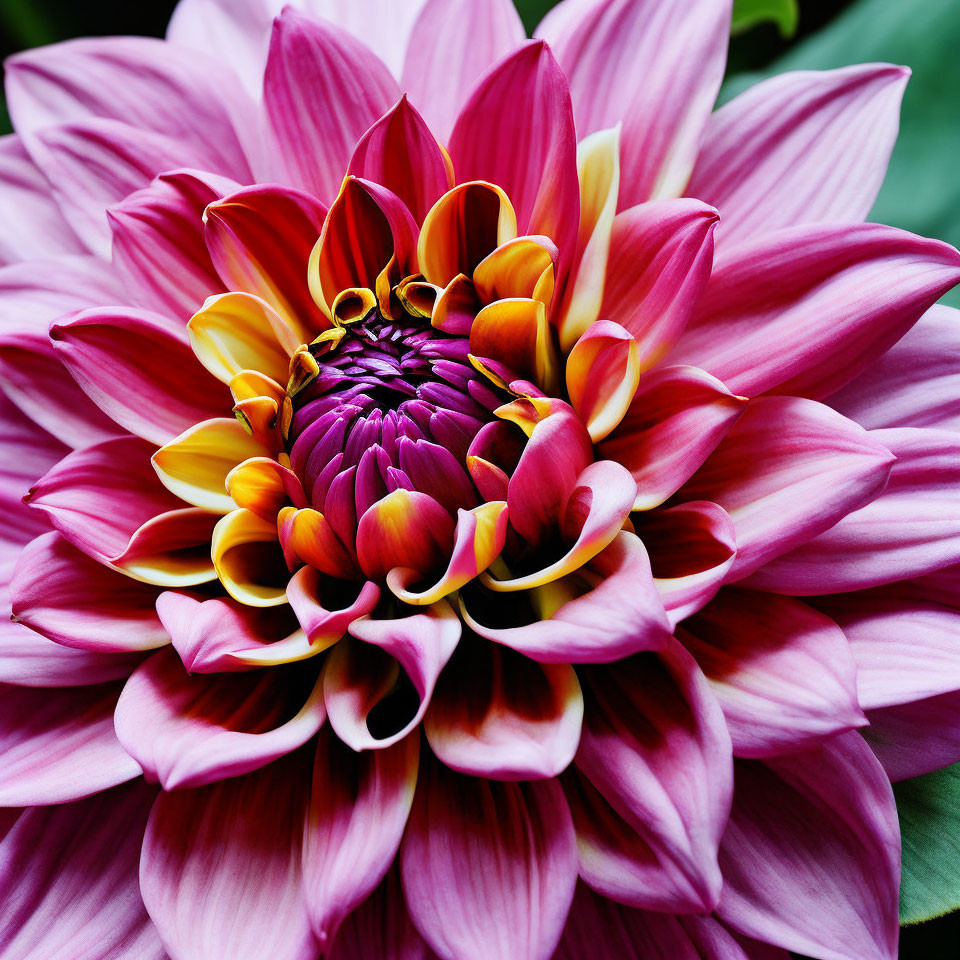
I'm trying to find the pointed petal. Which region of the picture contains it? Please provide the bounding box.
[141,751,317,960]
[677,397,895,581]
[538,0,731,206]
[302,727,419,948]
[671,223,960,400]
[716,734,900,960]
[425,634,583,780]
[401,756,578,960]
[0,681,140,804]
[680,588,864,757]
[263,8,400,203]
[449,41,579,280]
[402,0,524,142]
[688,65,909,248]
[600,199,718,370]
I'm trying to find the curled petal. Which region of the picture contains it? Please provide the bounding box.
[188,291,302,385]
[566,320,640,442]
[302,727,419,949]
[211,508,288,606]
[600,198,719,371]
[226,456,304,521]
[432,272,482,335]
[325,601,460,750]
[115,646,325,789]
[473,235,557,306]
[153,418,271,513]
[637,500,737,627]
[418,181,518,288]
[425,634,583,780]
[279,506,360,580]
[112,507,218,587]
[204,183,328,339]
[388,500,508,605]
[401,756,578,960]
[599,364,747,510]
[463,531,670,664]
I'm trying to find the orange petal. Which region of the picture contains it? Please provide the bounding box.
[473,235,557,306]
[226,457,304,522]
[211,508,289,606]
[432,273,481,335]
[278,506,359,580]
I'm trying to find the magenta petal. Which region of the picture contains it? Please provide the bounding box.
[0,780,165,959]
[680,588,864,758]
[829,304,960,431]
[671,222,960,400]
[424,635,583,780]
[0,133,85,264]
[555,883,789,960]
[401,756,578,960]
[449,41,580,281]
[11,531,166,652]
[688,64,909,248]
[0,681,140,804]
[678,396,895,581]
[402,0,525,142]
[51,306,228,444]
[263,9,401,203]
[717,733,900,960]
[140,751,318,960]
[115,647,325,789]
[573,640,732,913]
[538,0,730,207]
[813,591,960,710]
[302,728,419,949]
[600,200,718,370]
[747,426,960,593]
[109,168,236,320]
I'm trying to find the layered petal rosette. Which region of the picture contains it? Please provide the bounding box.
[1,1,960,958]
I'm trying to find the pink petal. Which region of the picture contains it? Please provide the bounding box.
[401,0,525,142]
[10,531,166,652]
[639,500,737,627]
[26,118,220,256]
[51,306,228,444]
[115,647,326,790]
[424,635,583,780]
[688,64,909,248]
[287,566,381,655]
[0,780,165,959]
[716,733,899,960]
[401,756,578,960]
[812,591,960,710]
[572,640,732,912]
[677,396,895,581]
[156,589,304,672]
[263,8,401,203]
[599,364,746,509]
[0,681,141,804]
[109,168,236,320]
[449,41,579,281]
[680,588,864,757]
[670,223,960,400]
[555,883,790,960]
[829,304,960,431]
[348,96,453,225]
[332,866,434,960]
[302,727,419,949]
[537,0,731,206]
[463,531,671,664]
[862,690,960,781]
[0,255,128,447]
[141,751,318,960]
[600,200,718,370]
[746,426,960,593]
[325,601,461,749]
[5,35,252,179]
[0,133,85,263]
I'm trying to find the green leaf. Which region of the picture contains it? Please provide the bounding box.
[895,763,960,924]
[731,0,798,38]
[722,0,960,308]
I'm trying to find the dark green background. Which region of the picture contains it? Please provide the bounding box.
[1,0,959,955]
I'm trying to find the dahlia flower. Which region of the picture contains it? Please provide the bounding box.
[1,0,959,957]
